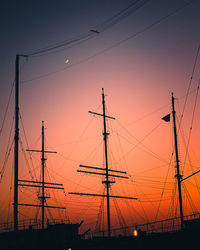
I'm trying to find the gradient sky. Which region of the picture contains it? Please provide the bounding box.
[0,0,200,234]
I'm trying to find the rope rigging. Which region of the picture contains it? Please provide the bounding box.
[0,116,14,183]
[115,120,168,164]
[178,43,200,129]
[0,81,14,137]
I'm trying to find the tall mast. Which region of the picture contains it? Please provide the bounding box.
[69,88,137,237]
[14,54,28,231]
[41,121,45,229]
[13,54,65,230]
[25,121,60,229]
[102,88,111,237]
[171,92,184,230]
[14,55,19,232]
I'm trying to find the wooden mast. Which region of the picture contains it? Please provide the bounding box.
[14,54,27,231]
[14,55,19,232]
[69,88,137,237]
[171,92,184,230]
[102,88,111,237]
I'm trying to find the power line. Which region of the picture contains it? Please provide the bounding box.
[25,0,151,57]
[22,0,196,84]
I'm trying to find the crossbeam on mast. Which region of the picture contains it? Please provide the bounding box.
[77,170,128,179]
[18,183,64,190]
[69,192,137,200]
[75,88,135,237]
[26,149,57,154]
[18,203,66,209]
[181,169,200,182]
[18,179,63,186]
[23,121,60,229]
[79,165,127,174]
[88,111,115,120]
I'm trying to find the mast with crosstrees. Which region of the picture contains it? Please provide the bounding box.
[69,88,137,237]
[18,121,66,229]
[171,92,184,230]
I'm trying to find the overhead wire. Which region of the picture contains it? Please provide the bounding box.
[25,0,151,57]
[22,0,196,84]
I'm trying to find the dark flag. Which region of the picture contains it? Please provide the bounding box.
[162,114,170,122]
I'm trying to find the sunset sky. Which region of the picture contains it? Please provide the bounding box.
[0,0,200,234]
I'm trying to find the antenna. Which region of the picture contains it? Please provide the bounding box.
[69,88,137,237]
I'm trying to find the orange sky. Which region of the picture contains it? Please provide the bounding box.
[0,0,200,234]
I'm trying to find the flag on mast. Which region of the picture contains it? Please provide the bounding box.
[162,114,170,122]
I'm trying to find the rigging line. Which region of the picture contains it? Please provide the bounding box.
[131,164,170,177]
[95,187,105,232]
[46,168,65,216]
[21,0,196,84]
[111,189,127,230]
[115,129,129,173]
[0,81,14,137]
[81,140,103,164]
[54,152,79,164]
[182,182,198,214]
[7,164,14,224]
[19,112,38,181]
[108,128,127,174]
[19,137,35,181]
[167,182,177,221]
[177,42,200,132]
[64,116,95,161]
[115,120,168,164]
[179,86,200,197]
[134,182,166,220]
[0,118,14,183]
[177,116,200,197]
[154,153,173,221]
[25,0,150,57]
[183,80,200,172]
[34,207,40,221]
[48,167,99,191]
[128,103,170,126]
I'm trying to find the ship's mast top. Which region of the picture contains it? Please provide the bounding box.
[69,89,137,237]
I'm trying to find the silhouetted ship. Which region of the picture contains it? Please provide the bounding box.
[1,55,200,249]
